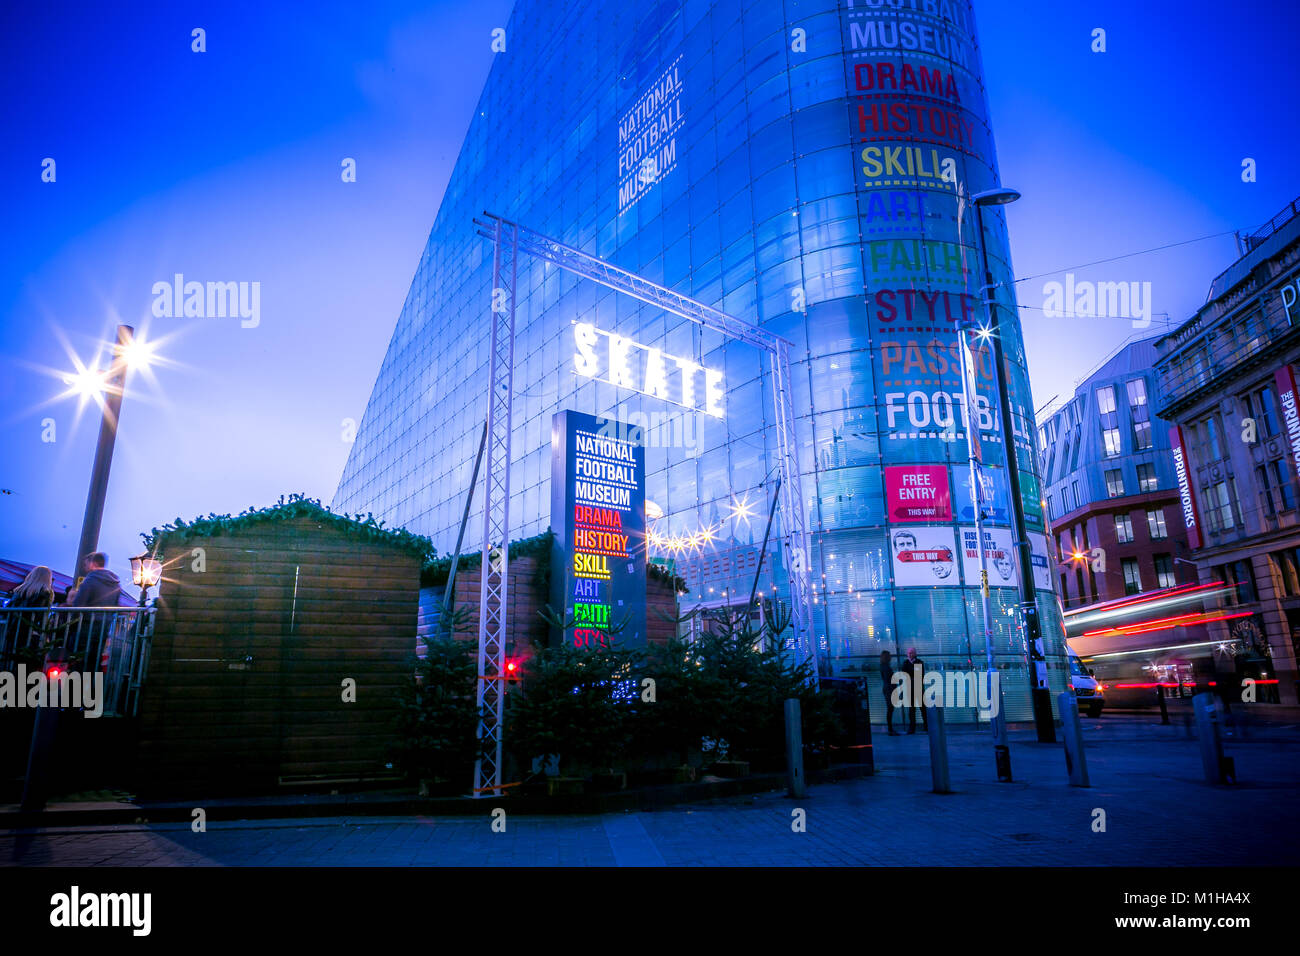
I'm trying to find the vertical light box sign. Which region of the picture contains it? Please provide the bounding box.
[550,411,647,650]
[617,55,684,215]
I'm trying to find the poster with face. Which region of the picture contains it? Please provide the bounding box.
[959,526,1017,588]
[890,526,958,587]
[1026,532,1054,592]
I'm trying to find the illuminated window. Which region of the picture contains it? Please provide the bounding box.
[1146,509,1167,540]
[1105,469,1124,498]
[1137,463,1158,492]
[1096,386,1117,415]
[1114,513,1134,544]
[1102,427,1122,458]
[1132,419,1152,451]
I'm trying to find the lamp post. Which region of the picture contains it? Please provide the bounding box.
[955,318,1013,780]
[71,325,135,586]
[971,188,1057,743]
[130,553,162,606]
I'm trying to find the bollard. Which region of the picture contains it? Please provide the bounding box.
[926,703,951,793]
[1158,684,1170,725]
[1057,691,1090,787]
[987,668,1013,782]
[1192,692,1235,784]
[20,705,59,813]
[784,698,806,799]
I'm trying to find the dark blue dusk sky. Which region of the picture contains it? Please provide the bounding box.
[3,0,1298,590]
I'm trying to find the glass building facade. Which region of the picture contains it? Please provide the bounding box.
[334,0,1069,720]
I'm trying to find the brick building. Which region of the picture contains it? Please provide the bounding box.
[1038,336,1198,609]
[1153,197,1300,704]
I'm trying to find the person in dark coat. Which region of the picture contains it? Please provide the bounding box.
[880,650,898,735]
[4,566,55,663]
[902,646,927,733]
[68,552,122,607]
[6,566,55,609]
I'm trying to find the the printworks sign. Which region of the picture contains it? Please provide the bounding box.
[550,410,647,649]
[1274,364,1300,488]
[1169,425,1203,550]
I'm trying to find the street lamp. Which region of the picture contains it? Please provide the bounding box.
[970,187,1057,743]
[68,325,144,586]
[952,287,1011,780]
[130,553,163,605]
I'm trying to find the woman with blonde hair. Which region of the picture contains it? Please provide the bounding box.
[7,565,55,608]
[4,565,56,665]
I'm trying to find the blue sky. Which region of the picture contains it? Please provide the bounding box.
[2,0,1298,589]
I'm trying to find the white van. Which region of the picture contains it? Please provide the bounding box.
[1067,647,1105,717]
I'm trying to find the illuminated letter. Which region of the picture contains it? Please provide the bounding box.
[573,323,599,376]
[675,356,701,408]
[609,334,635,388]
[704,368,725,418]
[644,348,669,399]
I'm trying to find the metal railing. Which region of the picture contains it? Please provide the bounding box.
[0,606,154,717]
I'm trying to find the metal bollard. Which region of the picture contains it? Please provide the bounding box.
[784,697,806,799]
[1192,692,1235,784]
[1057,691,1090,787]
[926,703,951,793]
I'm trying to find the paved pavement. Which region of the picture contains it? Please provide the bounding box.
[3,715,1298,866]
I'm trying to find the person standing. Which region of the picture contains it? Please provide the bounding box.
[4,566,56,663]
[902,646,927,733]
[67,552,122,607]
[6,566,55,609]
[879,650,898,735]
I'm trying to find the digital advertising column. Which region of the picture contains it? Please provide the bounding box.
[549,411,648,651]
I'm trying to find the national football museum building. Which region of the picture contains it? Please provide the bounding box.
[334,0,1069,721]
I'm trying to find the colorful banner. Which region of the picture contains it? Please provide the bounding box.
[885,464,952,522]
[1026,532,1054,592]
[1169,425,1203,550]
[1274,364,1300,488]
[954,465,1009,524]
[890,527,958,588]
[550,411,647,649]
[1019,470,1045,532]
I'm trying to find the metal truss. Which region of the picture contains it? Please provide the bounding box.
[470,212,818,794]
[472,217,517,798]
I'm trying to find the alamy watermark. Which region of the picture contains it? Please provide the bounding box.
[1041,272,1153,328]
[596,412,704,453]
[0,667,104,717]
[891,666,1000,717]
[151,274,260,328]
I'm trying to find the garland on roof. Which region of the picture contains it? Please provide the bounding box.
[141,494,436,561]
